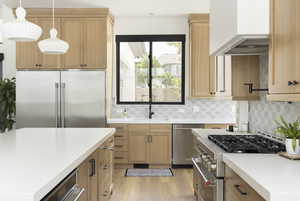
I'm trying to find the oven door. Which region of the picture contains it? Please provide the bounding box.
[192,158,223,201]
[42,170,85,201]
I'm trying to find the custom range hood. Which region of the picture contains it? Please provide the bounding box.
[210,0,269,56]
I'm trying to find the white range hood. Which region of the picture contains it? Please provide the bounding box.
[210,0,269,56]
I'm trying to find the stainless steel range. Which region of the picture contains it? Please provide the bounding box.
[192,131,285,201]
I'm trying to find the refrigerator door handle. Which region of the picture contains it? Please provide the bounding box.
[55,82,60,128]
[61,82,66,128]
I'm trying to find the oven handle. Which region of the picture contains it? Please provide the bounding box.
[192,157,215,187]
[61,185,85,201]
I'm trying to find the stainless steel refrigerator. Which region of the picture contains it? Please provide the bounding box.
[16,70,106,128]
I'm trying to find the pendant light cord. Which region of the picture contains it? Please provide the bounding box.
[52,0,55,29]
[20,0,22,7]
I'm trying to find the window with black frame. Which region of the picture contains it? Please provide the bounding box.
[116,35,185,105]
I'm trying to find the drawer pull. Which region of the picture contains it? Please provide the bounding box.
[234,184,247,195]
[103,165,109,170]
[115,145,123,148]
[115,135,124,138]
[115,157,124,159]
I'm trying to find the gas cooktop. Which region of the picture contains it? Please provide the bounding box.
[208,135,286,153]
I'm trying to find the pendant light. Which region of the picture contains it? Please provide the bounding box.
[2,0,42,41]
[38,0,69,54]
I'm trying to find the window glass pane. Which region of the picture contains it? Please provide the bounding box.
[152,42,182,102]
[119,42,150,102]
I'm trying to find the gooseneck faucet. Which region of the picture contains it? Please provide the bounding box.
[149,103,155,119]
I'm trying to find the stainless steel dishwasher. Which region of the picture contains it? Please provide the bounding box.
[172,124,204,166]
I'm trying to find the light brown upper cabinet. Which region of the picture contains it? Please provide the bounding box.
[61,18,83,69]
[189,14,260,100]
[267,0,300,102]
[16,8,114,70]
[17,18,62,69]
[189,14,215,98]
[215,55,260,100]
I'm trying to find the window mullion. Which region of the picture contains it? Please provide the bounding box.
[149,41,153,104]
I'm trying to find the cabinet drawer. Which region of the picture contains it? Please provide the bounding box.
[150,124,172,133]
[114,151,128,164]
[114,139,128,151]
[114,132,128,139]
[128,124,149,135]
[225,166,265,201]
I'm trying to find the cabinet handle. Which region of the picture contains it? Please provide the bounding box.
[103,164,109,170]
[89,159,96,177]
[115,145,123,148]
[234,184,247,195]
[149,135,152,143]
[115,135,124,138]
[288,80,299,86]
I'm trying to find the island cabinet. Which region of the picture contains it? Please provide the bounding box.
[77,136,114,201]
[224,165,266,201]
[267,0,300,102]
[16,8,114,70]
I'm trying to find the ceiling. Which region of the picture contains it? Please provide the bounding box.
[3,0,210,16]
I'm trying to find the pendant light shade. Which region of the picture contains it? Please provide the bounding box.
[38,28,69,54]
[2,6,42,42]
[38,0,69,55]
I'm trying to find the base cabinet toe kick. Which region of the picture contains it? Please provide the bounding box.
[42,136,114,201]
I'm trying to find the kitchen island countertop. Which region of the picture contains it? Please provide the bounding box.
[0,128,115,201]
[223,153,300,201]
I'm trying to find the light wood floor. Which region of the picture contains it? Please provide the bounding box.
[111,168,195,201]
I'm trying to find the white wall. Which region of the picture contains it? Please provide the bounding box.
[113,16,190,98]
[1,4,16,79]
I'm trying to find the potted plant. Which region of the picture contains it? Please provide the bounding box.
[0,78,16,133]
[276,116,300,155]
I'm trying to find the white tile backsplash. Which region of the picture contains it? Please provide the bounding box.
[111,99,237,122]
[249,55,300,135]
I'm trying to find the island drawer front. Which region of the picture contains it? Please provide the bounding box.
[225,166,266,201]
[114,139,128,151]
[114,151,128,164]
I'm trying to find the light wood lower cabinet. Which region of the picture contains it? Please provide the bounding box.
[128,124,171,165]
[225,165,266,201]
[77,136,114,201]
[109,124,172,165]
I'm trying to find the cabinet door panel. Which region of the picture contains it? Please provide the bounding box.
[232,56,260,99]
[16,18,38,69]
[269,0,297,94]
[88,152,98,201]
[149,135,170,164]
[190,22,211,97]
[128,135,148,163]
[84,18,107,68]
[37,18,61,69]
[77,160,89,201]
[62,19,83,68]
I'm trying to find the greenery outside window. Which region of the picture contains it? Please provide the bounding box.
[116,35,185,104]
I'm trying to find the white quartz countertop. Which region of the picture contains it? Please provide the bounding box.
[0,128,115,201]
[107,118,236,124]
[223,154,300,201]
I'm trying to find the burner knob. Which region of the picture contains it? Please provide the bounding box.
[201,154,208,160]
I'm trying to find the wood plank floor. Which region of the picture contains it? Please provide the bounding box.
[111,168,195,201]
